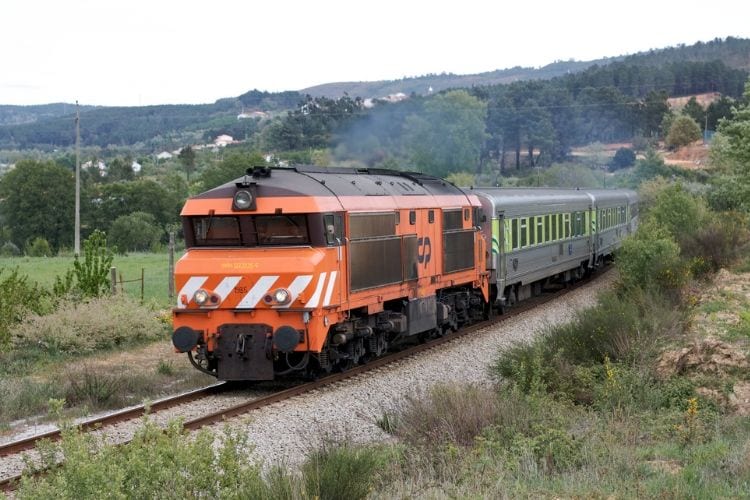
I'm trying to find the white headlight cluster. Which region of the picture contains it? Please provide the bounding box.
[274,288,290,304]
[193,289,210,305]
[193,289,220,307]
[264,288,292,305]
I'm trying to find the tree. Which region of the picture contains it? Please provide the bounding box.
[682,97,706,126]
[638,90,670,138]
[178,146,197,182]
[0,159,74,250]
[713,80,750,174]
[107,157,135,182]
[84,179,180,237]
[610,147,636,170]
[404,90,487,177]
[109,212,162,253]
[666,115,702,149]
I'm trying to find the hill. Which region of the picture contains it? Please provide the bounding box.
[1,37,748,151]
[299,59,610,99]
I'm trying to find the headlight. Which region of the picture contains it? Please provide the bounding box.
[273,288,291,304]
[193,289,210,305]
[233,190,253,210]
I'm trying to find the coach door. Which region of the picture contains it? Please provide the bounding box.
[496,212,507,290]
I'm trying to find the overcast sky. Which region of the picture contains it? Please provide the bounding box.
[2,0,749,107]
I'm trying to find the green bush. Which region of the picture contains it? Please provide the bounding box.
[0,268,52,348]
[644,183,708,243]
[616,228,688,293]
[610,147,636,170]
[666,115,702,149]
[0,241,20,256]
[73,230,114,297]
[25,237,52,257]
[12,294,165,355]
[18,421,274,499]
[681,211,750,274]
[494,289,684,400]
[302,443,384,500]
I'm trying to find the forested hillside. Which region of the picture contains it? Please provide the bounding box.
[1,37,748,152]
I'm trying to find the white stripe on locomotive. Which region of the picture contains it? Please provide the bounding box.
[237,275,279,308]
[176,276,208,308]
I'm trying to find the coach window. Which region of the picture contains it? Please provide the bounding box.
[428,210,435,224]
[529,216,536,245]
[551,214,557,241]
[537,217,544,243]
[511,218,519,249]
[409,210,416,225]
[544,215,550,243]
[520,218,528,247]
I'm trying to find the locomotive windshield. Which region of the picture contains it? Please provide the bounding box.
[254,215,309,245]
[192,216,241,246]
[187,214,310,247]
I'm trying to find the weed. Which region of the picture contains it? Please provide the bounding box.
[302,442,384,500]
[64,369,124,408]
[156,359,175,376]
[376,411,398,434]
[394,384,503,447]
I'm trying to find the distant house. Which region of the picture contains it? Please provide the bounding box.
[382,93,408,103]
[237,110,268,120]
[156,151,173,160]
[83,159,107,174]
[131,161,142,173]
[214,135,234,147]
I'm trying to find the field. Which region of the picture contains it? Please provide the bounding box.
[0,252,176,308]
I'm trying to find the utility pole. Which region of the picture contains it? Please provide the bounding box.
[74,101,81,256]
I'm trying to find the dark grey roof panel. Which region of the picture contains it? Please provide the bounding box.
[193,165,465,200]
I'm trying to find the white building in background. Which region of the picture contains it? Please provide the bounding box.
[131,160,142,173]
[237,110,268,120]
[214,134,234,147]
[156,151,173,160]
[83,159,107,175]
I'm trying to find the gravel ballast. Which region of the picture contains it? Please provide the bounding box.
[231,272,615,469]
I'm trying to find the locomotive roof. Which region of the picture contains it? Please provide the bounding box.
[193,165,465,200]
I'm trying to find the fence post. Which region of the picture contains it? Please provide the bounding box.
[168,231,175,299]
[110,267,117,295]
[141,267,145,303]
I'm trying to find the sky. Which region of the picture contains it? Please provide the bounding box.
[2,0,750,107]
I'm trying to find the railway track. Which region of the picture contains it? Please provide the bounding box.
[0,267,610,493]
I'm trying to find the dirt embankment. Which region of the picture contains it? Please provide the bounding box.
[656,268,750,416]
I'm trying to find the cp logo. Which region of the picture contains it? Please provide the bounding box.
[417,237,431,267]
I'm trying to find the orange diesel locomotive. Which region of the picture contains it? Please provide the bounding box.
[172,166,489,380]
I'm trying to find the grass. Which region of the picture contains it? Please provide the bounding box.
[0,252,175,307]
[16,419,385,500]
